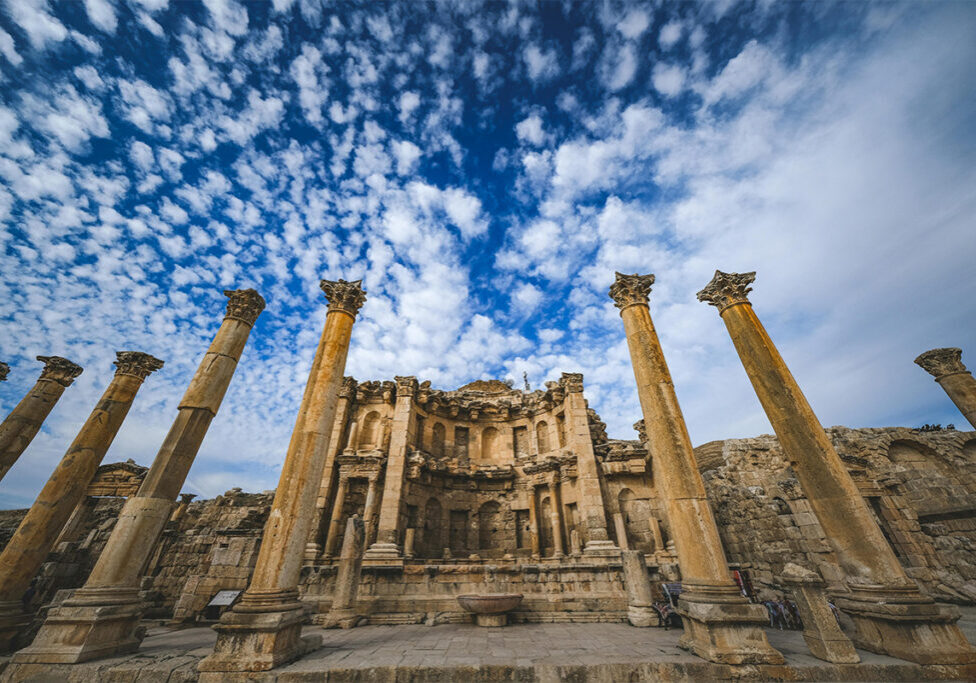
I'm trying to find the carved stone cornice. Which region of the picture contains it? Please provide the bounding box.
[0,362,8,381]
[37,356,84,387]
[915,348,969,379]
[320,278,367,316]
[356,380,396,404]
[113,351,164,380]
[608,272,654,311]
[395,376,418,399]
[223,288,266,326]
[633,419,647,443]
[339,376,358,399]
[697,270,756,313]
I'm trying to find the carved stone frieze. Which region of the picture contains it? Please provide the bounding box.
[697,270,756,313]
[36,356,84,387]
[608,272,654,310]
[355,380,397,404]
[915,348,968,379]
[113,351,165,380]
[223,289,266,326]
[320,278,367,316]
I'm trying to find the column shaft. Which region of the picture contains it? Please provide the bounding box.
[324,475,350,558]
[915,348,976,429]
[547,479,564,558]
[0,357,82,481]
[527,486,541,558]
[362,475,381,547]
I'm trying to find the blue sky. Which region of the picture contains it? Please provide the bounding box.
[1,0,974,508]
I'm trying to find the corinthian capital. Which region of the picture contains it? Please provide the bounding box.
[0,362,8,381]
[113,351,164,380]
[395,375,418,398]
[608,272,654,310]
[697,270,756,313]
[36,356,84,387]
[340,376,358,399]
[561,372,584,393]
[915,348,968,379]
[320,278,367,316]
[223,288,266,326]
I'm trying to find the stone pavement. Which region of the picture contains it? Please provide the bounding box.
[3,608,976,681]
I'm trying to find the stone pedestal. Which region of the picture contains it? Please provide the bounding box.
[0,352,161,653]
[610,272,782,665]
[915,348,976,429]
[621,550,657,627]
[698,270,976,665]
[16,290,265,664]
[199,279,365,674]
[781,563,859,664]
[322,515,365,629]
[476,614,507,627]
[0,356,82,482]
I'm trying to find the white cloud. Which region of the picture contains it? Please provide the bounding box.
[290,45,329,124]
[202,0,249,36]
[6,0,67,49]
[0,27,23,65]
[617,9,651,40]
[515,114,545,146]
[652,63,686,97]
[84,0,117,33]
[659,21,683,49]
[512,282,543,313]
[523,43,560,83]
[606,44,637,91]
[398,91,420,124]
[392,140,421,175]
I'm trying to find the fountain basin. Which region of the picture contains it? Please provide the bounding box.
[457,593,523,627]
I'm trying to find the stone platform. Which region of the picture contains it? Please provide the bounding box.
[3,608,976,682]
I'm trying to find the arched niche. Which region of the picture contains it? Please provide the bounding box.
[536,420,550,454]
[359,411,382,449]
[423,497,443,558]
[888,439,952,476]
[617,488,652,552]
[481,426,499,463]
[431,422,446,458]
[478,500,509,554]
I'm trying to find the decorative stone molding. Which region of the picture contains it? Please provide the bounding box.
[355,380,397,404]
[633,419,647,444]
[0,362,8,381]
[608,272,654,311]
[223,289,266,326]
[395,376,418,398]
[339,376,358,399]
[113,351,165,380]
[697,270,756,313]
[560,372,584,394]
[320,278,367,316]
[915,348,968,379]
[36,356,84,387]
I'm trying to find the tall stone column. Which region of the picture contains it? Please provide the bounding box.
[698,270,976,664]
[0,351,162,652]
[324,473,350,558]
[15,289,265,664]
[915,348,976,430]
[527,486,541,559]
[561,373,617,557]
[198,279,365,674]
[322,515,365,629]
[547,477,565,558]
[362,376,417,567]
[362,473,381,547]
[610,272,781,665]
[0,356,83,481]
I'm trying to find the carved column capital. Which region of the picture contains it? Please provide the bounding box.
[395,376,418,398]
[915,348,968,379]
[320,278,367,316]
[697,270,756,313]
[560,372,584,394]
[633,419,647,443]
[339,376,358,399]
[37,356,84,387]
[179,493,197,505]
[113,352,164,380]
[0,362,8,381]
[223,288,266,326]
[608,272,655,311]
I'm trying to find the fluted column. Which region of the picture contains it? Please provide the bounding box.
[0,356,83,481]
[199,279,365,674]
[15,289,265,665]
[547,477,564,558]
[362,473,381,547]
[323,472,350,558]
[362,376,417,567]
[915,348,976,430]
[698,269,976,664]
[0,351,162,652]
[610,272,781,665]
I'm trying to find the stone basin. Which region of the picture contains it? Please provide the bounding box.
[457,593,523,627]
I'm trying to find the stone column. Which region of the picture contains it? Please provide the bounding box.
[403,528,416,559]
[561,373,617,557]
[781,563,859,664]
[343,419,360,454]
[305,378,357,563]
[198,279,365,674]
[16,289,264,665]
[915,348,976,430]
[610,272,781,665]
[54,495,97,547]
[0,351,162,652]
[698,270,975,664]
[362,473,381,547]
[648,517,665,553]
[622,550,657,627]
[170,493,197,522]
[547,477,564,558]
[362,376,417,567]
[613,512,630,550]
[322,515,365,629]
[324,473,350,558]
[0,356,83,482]
[527,486,542,559]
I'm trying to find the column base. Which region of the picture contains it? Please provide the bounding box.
[12,590,144,664]
[361,542,403,568]
[0,601,30,653]
[833,583,976,664]
[320,608,365,629]
[627,604,658,627]
[303,543,321,564]
[676,583,784,665]
[197,605,320,673]
[582,540,620,558]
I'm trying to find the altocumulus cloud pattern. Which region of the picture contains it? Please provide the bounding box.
[1,0,974,506]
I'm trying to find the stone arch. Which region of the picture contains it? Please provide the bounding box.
[478,500,506,553]
[536,420,551,454]
[481,427,499,463]
[359,411,382,449]
[431,422,446,458]
[888,439,952,475]
[423,497,443,558]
